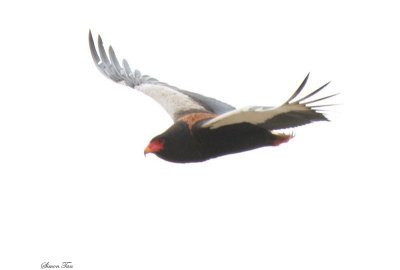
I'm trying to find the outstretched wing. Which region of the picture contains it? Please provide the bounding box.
[89,31,235,121]
[201,74,337,130]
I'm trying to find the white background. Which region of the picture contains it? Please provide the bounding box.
[0,0,399,269]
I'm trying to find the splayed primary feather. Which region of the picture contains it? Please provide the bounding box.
[89,31,235,121]
[201,75,335,130]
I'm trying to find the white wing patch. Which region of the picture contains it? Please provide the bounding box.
[202,104,308,129]
[89,31,208,121]
[201,74,336,130]
[136,84,207,119]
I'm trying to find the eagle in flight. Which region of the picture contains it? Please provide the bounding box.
[89,31,336,163]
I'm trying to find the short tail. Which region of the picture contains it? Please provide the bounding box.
[272,132,295,146]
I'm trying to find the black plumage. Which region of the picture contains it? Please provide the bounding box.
[89,31,336,163]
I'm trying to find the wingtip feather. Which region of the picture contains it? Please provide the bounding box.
[284,73,310,104]
[108,45,123,72]
[297,81,331,103]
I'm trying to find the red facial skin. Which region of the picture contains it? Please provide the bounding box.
[144,139,165,155]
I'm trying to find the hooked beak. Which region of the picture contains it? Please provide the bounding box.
[144,145,152,156]
[144,139,164,156]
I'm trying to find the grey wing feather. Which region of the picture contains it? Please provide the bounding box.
[89,31,235,120]
[168,88,235,115]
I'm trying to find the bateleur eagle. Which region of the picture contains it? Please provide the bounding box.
[89,31,336,163]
